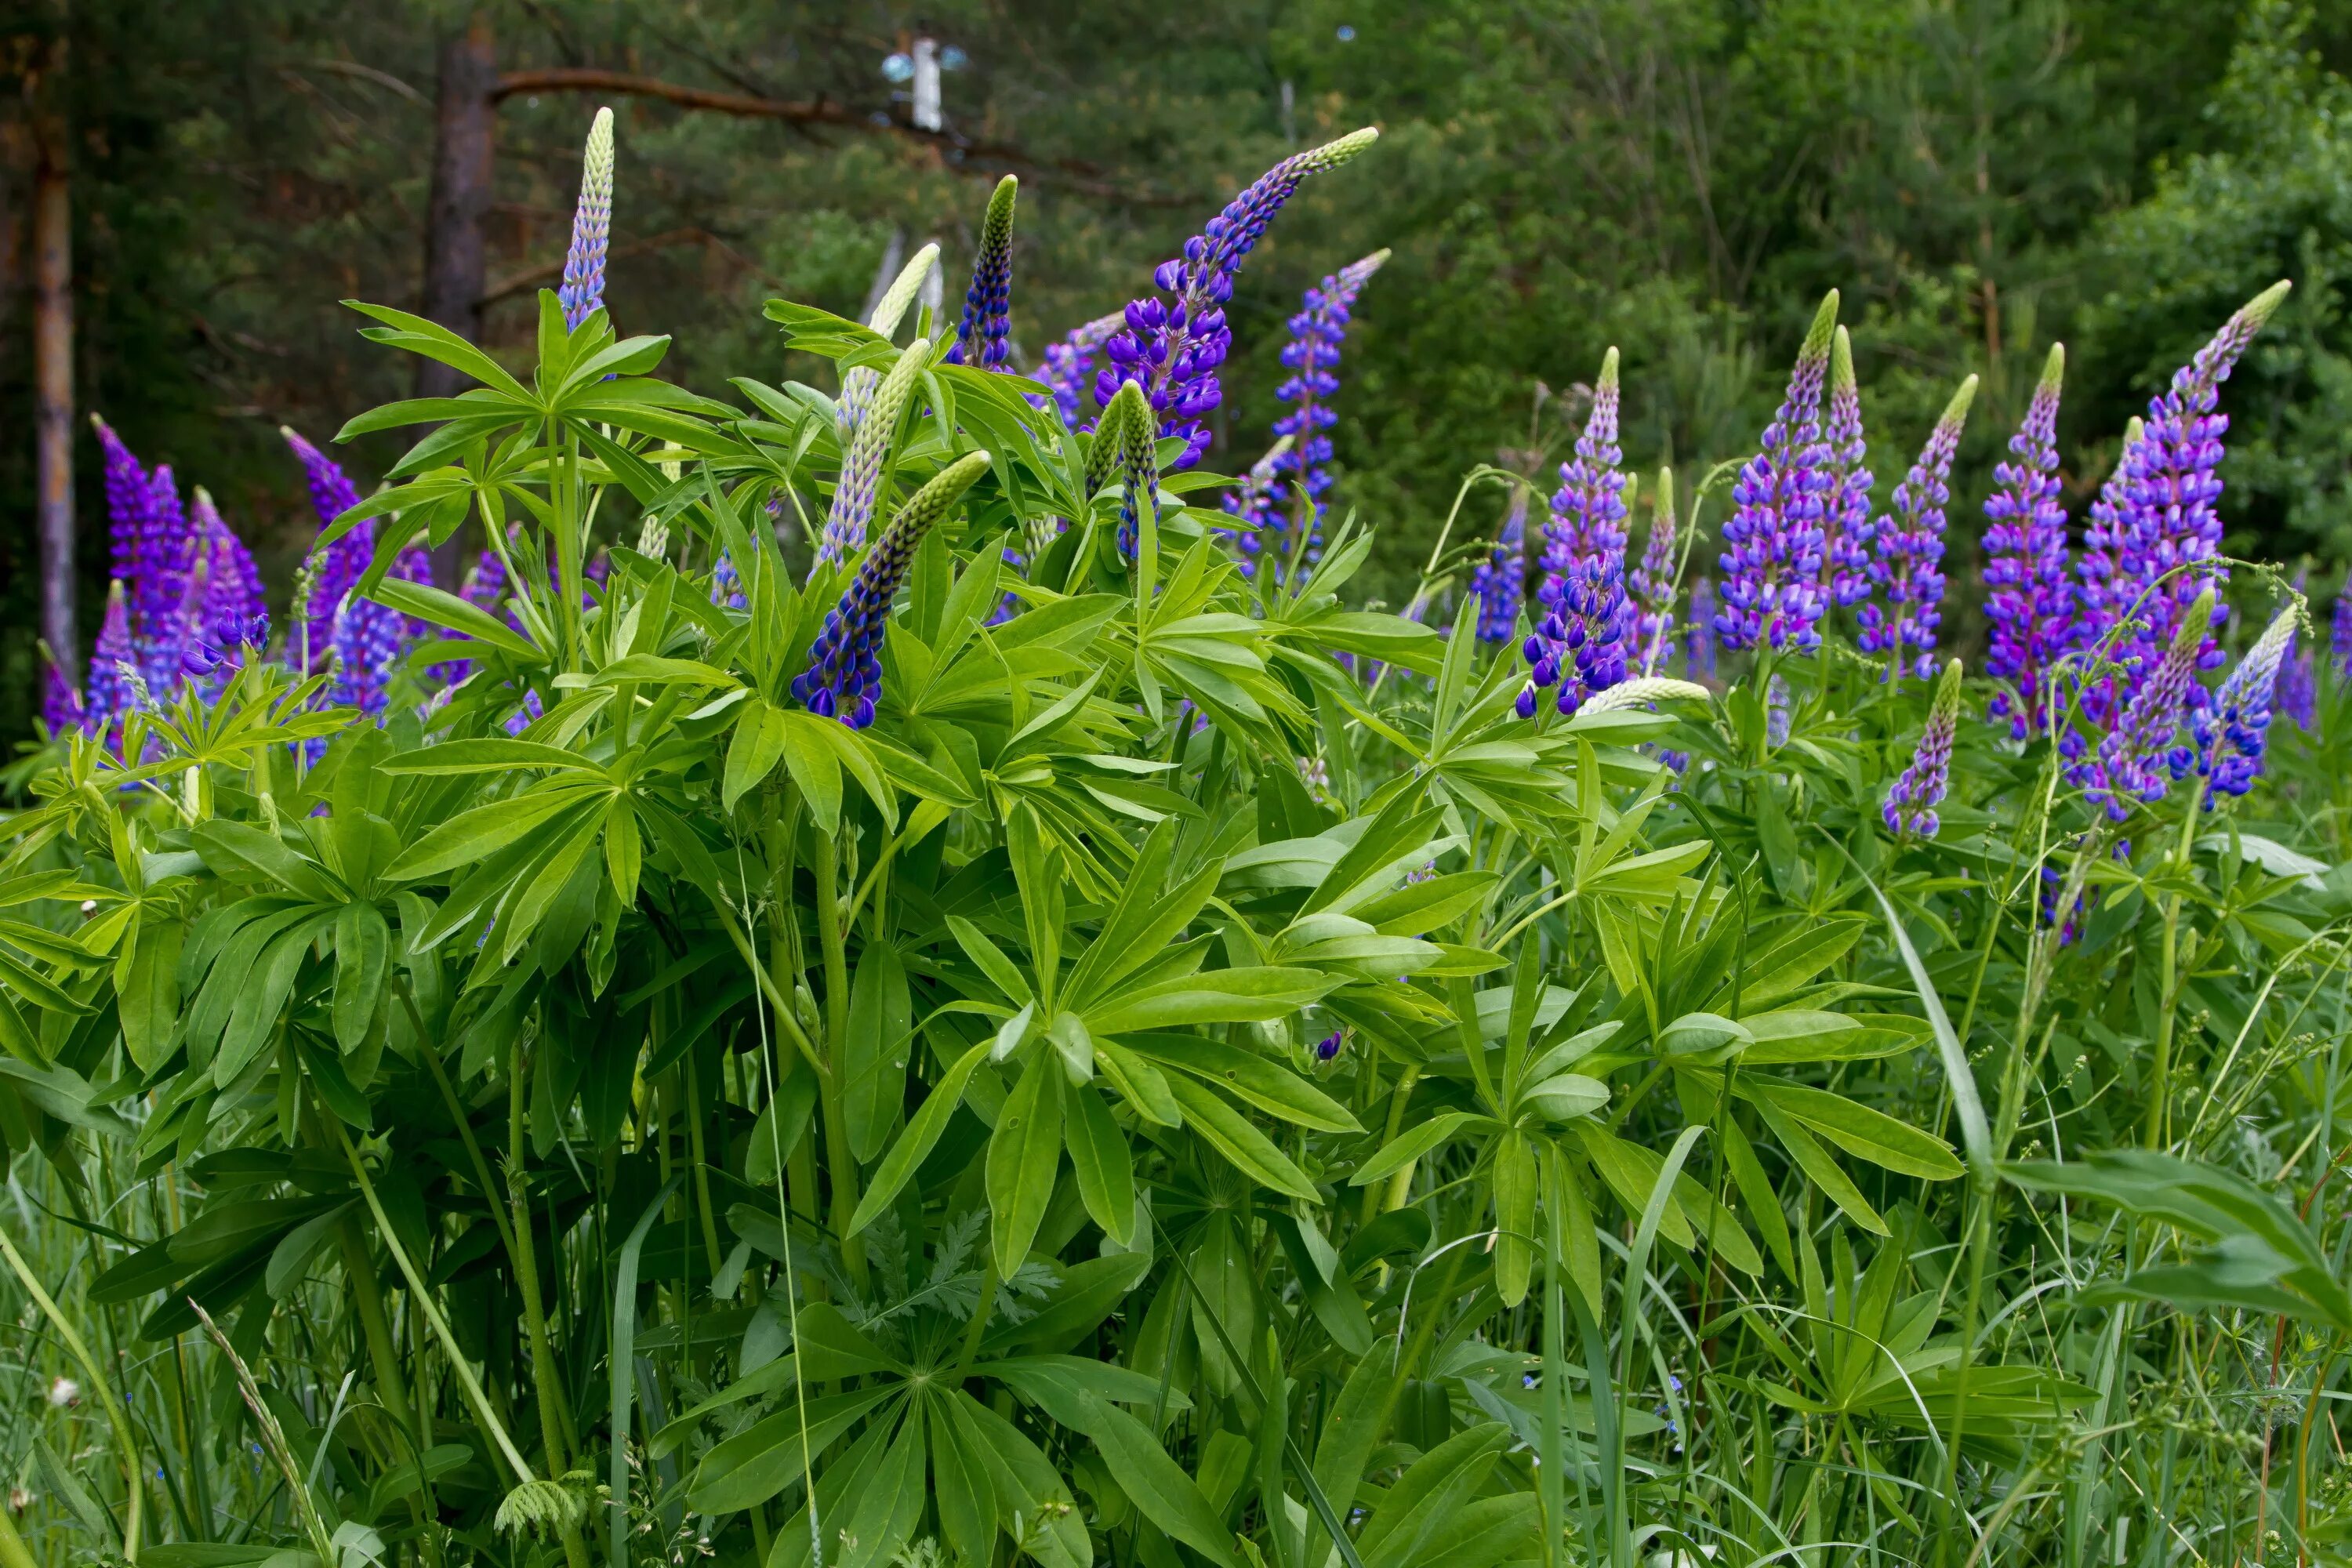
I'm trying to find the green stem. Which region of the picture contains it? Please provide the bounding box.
[508,1037,578,1473]
[0,1212,145,1563]
[2144,786,2205,1149]
[810,834,867,1283]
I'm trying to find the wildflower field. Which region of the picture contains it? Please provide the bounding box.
[5,108,2352,1568]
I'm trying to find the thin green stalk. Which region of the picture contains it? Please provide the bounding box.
[507,1036,578,1474]
[0,1211,144,1563]
[2144,782,2206,1149]
[809,833,867,1283]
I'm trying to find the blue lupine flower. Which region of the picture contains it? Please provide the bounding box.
[946,176,1018,370]
[1235,249,1387,576]
[2083,589,2215,821]
[1982,348,2071,739]
[1036,312,1123,426]
[1468,489,1527,644]
[1538,349,1628,612]
[792,452,993,728]
[557,107,615,330]
[1523,350,1632,714]
[1519,550,1629,719]
[1095,128,1378,466]
[1766,673,1791,748]
[191,487,265,663]
[1884,659,1962,837]
[1820,326,1873,609]
[1628,468,1677,673]
[2334,591,2352,676]
[1857,377,1974,682]
[283,426,368,668]
[1686,577,1717,680]
[2195,608,2297,802]
[1716,292,1838,652]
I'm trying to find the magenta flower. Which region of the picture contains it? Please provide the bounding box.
[1982,347,2073,739]
[1884,659,1962,837]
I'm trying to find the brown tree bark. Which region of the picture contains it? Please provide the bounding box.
[30,45,74,678]
[419,9,496,586]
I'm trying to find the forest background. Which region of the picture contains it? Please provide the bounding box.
[0,0,2344,746]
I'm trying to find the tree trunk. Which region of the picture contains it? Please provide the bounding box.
[419,8,496,585]
[31,56,74,679]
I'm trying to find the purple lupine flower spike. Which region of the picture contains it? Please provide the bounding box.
[946,176,1018,370]
[89,416,149,586]
[1036,312,1123,427]
[40,646,81,735]
[2082,282,2290,691]
[1884,659,1962,837]
[2073,412,2142,691]
[283,426,367,667]
[821,336,933,564]
[1765,674,1791,748]
[1096,129,1379,466]
[83,581,133,730]
[1716,291,1838,653]
[1686,577,1717,680]
[1628,467,1678,673]
[1218,435,1293,561]
[1239,249,1387,575]
[2084,588,2216,821]
[557,107,615,331]
[1859,376,1975,683]
[132,464,194,692]
[1982,347,2071,738]
[191,488,265,658]
[1469,488,1528,644]
[2195,606,2297,802]
[2274,568,2316,728]
[1820,326,1874,609]
[2334,590,2352,677]
[792,452,993,728]
[1523,350,1630,713]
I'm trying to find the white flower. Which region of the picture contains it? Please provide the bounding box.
[45,1376,78,1407]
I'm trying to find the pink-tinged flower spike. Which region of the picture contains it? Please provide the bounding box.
[1820,326,1874,609]
[793,451,993,728]
[1884,659,1962,837]
[1245,249,1388,573]
[1859,376,1976,682]
[2085,281,2291,685]
[557,107,615,331]
[1097,129,1379,466]
[2083,587,2215,822]
[1716,291,1838,653]
[1628,467,1678,672]
[1539,348,1628,612]
[1469,487,1528,644]
[82,581,133,730]
[1036,312,1123,426]
[820,336,932,564]
[946,176,1017,370]
[1982,347,2072,739]
[2195,605,2296,802]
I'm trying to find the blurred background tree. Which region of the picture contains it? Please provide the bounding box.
[0,0,2342,743]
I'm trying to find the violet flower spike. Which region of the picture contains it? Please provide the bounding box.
[1240,249,1387,576]
[83,581,133,731]
[1628,466,1678,673]
[1685,577,1717,680]
[1524,349,1631,709]
[131,464,194,694]
[946,176,1018,371]
[557,107,615,332]
[2274,568,2315,728]
[822,336,932,564]
[191,488,265,659]
[1470,488,1528,645]
[283,426,368,669]
[1981,347,2072,739]
[89,415,150,586]
[2082,281,2290,691]
[40,644,82,735]
[1539,348,1628,609]
[1715,291,1838,653]
[2334,590,2352,676]
[1820,326,1874,610]
[1884,659,1962,837]
[2195,606,2298,803]
[2085,588,2216,822]
[1095,128,1378,466]
[1859,376,1975,683]
[793,452,993,728]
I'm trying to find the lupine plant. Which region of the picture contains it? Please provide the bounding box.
[8,111,2352,1568]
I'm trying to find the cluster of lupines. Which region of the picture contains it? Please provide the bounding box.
[66,418,268,733]
[1628,468,1678,672]
[556,107,614,331]
[1883,659,1963,837]
[1982,348,2073,738]
[791,452,993,728]
[1231,249,1388,575]
[1857,377,1976,683]
[1820,327,1874,608]
[1468,488,1528,644]
[1094,129,1377,466]
[1715,292,1838,652]
[2194,607,2299,801]
[946,176,1018,371]
[283,427,434,714]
